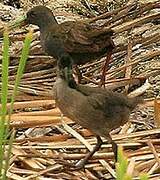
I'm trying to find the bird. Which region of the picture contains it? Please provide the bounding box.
[24,5,115,85]
[54,54,142,169]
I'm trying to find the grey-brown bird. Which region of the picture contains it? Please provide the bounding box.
[55,55,142,169]
[24,5,115,85]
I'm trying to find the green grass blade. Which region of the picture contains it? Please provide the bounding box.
[0,31,9,117]
[9,30,33,115]
[3,30,33,179]
[139,174,149,180]
[2,129,15,180]
[116,146,129,180]
[0,30,32,179]
[0,30,9,177]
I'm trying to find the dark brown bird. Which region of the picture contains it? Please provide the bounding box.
[24,5,115,85]
[55,55,142,169]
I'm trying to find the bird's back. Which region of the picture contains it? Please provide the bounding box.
[40,20,115,64]
[55,79,142,137]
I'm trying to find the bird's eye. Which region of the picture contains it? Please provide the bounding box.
[30,11,36,17]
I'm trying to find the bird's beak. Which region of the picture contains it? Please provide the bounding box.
[0,15,28,38]
[15,15,28,27]
[6,15,28,30]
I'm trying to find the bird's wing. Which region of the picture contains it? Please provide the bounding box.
[77,84,113,95]
[59,21,112,53]
[87,92,131,117]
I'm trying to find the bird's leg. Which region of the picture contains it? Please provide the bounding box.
[75,135,103,170]
[107,134,118,162]
[73,65,82,83]
[99,51,112,87]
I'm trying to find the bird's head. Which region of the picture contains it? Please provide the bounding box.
[58,55,73,70]
[25,6,57,28]
[58,54,73,80]
[57,55,77,88]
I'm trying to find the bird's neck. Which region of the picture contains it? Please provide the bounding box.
[39,16,58,31]
[55,77,68,100]
[57,67,77,89]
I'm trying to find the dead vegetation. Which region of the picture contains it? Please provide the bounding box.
[0,0,160,179]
